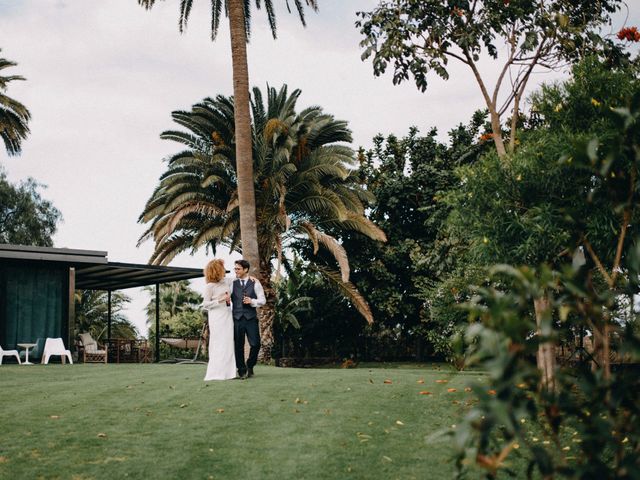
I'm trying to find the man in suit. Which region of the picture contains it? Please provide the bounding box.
[231,259,266,378]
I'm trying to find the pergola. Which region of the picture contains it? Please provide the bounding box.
[0,244,202,362]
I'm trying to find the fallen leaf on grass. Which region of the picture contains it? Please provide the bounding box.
[49,415,60,419]
[416,379,425,384]
[216,408,225,414]
[419,391,432,395]
[382,456,392,462]
[0,456,7,464]
[452,400,460,405]
[383,379,393,384]
[435,379,448,384]
[464,387,472,393]
[295,398,302,404]
[488,390,497,395]
[447,388,457,393]
[368,378,374,384]
[396,420,404,426]
[180,404,188,408]
[97,433,107,438]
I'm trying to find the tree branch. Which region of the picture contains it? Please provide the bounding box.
[583,237,613,286]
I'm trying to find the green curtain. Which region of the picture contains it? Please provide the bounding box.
[0,263,66,352]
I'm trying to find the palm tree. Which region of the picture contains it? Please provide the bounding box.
[74,290,138,341]
[0,49,31,156]
[138,84,386,360]
[137,0,319,277]
[142,280,202,326]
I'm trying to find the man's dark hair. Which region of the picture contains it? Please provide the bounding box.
[235,259,250,271]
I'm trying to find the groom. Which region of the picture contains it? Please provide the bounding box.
[232,260,266,379]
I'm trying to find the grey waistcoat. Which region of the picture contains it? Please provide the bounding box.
[232,279,257,320]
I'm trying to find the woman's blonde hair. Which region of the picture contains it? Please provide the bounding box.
[204,259,226,283]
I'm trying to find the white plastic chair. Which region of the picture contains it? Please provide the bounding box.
[0,345,21,365]
[41,338,73,365]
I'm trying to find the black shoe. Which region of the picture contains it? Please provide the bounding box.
[236,371,247,379]
[247,368,254,378]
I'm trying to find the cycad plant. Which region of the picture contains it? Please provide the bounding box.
[138,84,386,359]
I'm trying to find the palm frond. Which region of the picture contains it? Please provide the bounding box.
[299,221,350,281]
[311,265,373,324]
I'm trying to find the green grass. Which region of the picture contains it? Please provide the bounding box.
[0,363,488,479]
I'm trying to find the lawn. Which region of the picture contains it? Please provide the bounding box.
[0,363,488,479]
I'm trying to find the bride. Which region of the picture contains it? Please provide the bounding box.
[201,259,236,381]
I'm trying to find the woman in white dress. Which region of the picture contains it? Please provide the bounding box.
[202,259,236,381]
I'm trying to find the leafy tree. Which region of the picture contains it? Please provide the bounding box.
[446,58,640,381]
[273,258,365,360]
[74,290,138,341]
[357,0,626,157]
[143,280,202,326]
[138,0,319,276]
[339,116,488,361]
[0,49,31,156]
[138,84,385,360]
[449,62,640,479]
[144,281,204,360]
[0,167,62,246]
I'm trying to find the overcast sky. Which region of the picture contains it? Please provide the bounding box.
[1,0,638,336]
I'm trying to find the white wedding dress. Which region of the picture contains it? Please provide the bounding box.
[203,278,236,381]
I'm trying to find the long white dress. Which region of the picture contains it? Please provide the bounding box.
[203,279,236,381]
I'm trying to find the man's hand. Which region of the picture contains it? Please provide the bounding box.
[242,295,252,305]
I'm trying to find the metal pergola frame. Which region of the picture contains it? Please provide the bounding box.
[0,244,202,362]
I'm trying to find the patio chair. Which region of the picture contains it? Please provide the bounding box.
[0,345,21,365]
[41,338,73,365]
[77,332,108,363]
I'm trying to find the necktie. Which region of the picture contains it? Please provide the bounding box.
[241,280,245,288]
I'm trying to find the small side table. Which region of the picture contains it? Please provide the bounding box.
[17,343,37,365]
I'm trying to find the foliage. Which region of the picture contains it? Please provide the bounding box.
[0,48,31,156]
[452,83,640,478]
[455,261,640,479]
[138,0,320,279]
[137,0,317,41]
[447,57,640,267]
[272,258,364,360]
[338,116,488,361]
[273,256,312,331]
[74,290,138,341]
[138,84,384,324]
[0,166,62,246]
[144,280,203,336]
[357,0,627,155]
[139,84,383,271]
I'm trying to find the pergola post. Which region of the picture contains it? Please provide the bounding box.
[155,283,160,363]
[107,290,112,339]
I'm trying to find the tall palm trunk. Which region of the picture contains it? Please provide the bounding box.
[534,295,556,391]
[257,257,276,362]
[228,0,260,275]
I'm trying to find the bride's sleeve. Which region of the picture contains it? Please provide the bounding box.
[200,283,221,309]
